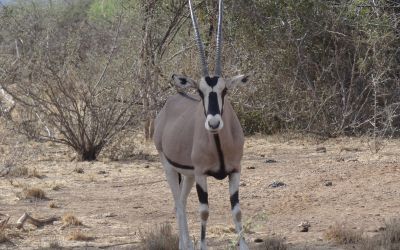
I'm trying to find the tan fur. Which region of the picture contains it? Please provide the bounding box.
[153,93,244,175]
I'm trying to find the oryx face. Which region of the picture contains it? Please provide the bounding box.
[172,74,250,133]
[198,76,226,132]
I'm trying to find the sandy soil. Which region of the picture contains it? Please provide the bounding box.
[1,129,399,250]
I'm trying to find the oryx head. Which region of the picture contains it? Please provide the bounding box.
[172,0,250,133]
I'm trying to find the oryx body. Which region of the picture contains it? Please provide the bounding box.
[153,0,250,249]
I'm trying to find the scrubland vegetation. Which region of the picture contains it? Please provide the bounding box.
[0,0,399,249]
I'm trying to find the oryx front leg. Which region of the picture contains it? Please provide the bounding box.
[195,175,209,250]
[229,172,249,250]
[162,155,193,250]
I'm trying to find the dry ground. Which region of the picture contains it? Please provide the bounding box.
[1,128,399,249]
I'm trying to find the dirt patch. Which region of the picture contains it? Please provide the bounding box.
[1,131,400,249]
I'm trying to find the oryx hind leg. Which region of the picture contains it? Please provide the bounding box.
[160,153,193,250]
[229,172,249,250]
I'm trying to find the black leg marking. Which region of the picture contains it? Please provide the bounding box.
[201,224,206,241]
[196,184,208,204]
[178,173,182,185]
[230,190,239,210]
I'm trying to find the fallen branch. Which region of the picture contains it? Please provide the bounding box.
[16,212,60,229]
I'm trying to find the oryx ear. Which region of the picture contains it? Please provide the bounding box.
[172,74,197,88]
[226,74,250,89]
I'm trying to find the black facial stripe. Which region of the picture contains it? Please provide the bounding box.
[205,76,219,87]
[221,88,227,115]
[208,92,220,116]
[196,184,208,204]
[230,190,239,210]
[198,90,206,115]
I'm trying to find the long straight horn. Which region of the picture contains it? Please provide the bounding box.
[215,0,223,76]
[188,0,209,77]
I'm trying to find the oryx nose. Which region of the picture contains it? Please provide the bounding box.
[208,121,220,129]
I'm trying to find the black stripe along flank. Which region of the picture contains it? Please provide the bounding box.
[164,154,194,170]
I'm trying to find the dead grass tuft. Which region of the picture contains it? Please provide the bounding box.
[67,230,93,241]
[7,166,28,177]
[22,187,47,200]
[61,214,82,227]
[140,223,179,250]
[0,217,9,243]
[49,202,59,209]
[382,218,400,245]
[73,167,84,174]
[28,167,44,178]
[254,236,287,250]
[325,223,362,244]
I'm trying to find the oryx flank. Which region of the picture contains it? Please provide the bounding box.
[153,0,250,249]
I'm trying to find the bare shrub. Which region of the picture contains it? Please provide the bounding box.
[254,236,287,250]
[325,223,362,244]
[140,223,179,250]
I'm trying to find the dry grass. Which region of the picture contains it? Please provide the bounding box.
[382,218,400,245]
[325,223,362,244]
[73,167,84,174]
[67,230,93,241]
[7,165,29,177]
[22,187,47,200]
[0,217,9,243]
[254,236,287,250]
[28,167,43,178]
[61,214,82,227]
[325,219,400,250]
[140,223,179,250]
[49,202,59,208]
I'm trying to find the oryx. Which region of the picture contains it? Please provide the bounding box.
[153,0,250,249]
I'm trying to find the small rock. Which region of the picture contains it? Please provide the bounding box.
[298,221,311,232]
[268,181,286,188]
[247,166,256,170]
[324,181,333,186]
[254,238,264,243]
[97,170,107,174]
[316,147,327,153]
[240,182,247,187]
[378,226,386,231]
[265,159,277,164]
[144,165,150,168]
[260,154,265,157]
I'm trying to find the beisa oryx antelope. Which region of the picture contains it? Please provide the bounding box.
[153,0,250,249]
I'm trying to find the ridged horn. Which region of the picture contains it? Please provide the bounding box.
[188,0,209,77]
[215,0,223,76]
